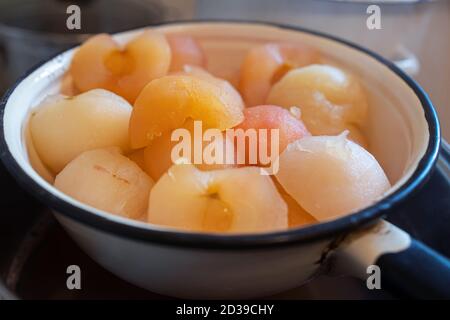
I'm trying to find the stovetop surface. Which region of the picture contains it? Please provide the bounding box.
[0,145,449,300]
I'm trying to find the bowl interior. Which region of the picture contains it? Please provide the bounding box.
[2,22,430,231]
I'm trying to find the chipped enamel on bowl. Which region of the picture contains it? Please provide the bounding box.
[1,22,444,299]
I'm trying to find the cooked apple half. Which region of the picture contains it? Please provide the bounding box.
[129,75,244,149]
[148,164,288,233]
[70,31,171,103]
[275,133,390,221]
[54,148,154,221]
[29,89,132,174]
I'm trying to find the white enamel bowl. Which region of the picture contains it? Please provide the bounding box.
[0,22,446,299]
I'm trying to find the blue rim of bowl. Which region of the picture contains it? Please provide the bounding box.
[0,20,441,250]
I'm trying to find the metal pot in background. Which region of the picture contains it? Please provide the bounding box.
[0,0,195,94]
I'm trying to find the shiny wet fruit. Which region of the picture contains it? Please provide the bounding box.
[70,31,171,103]
[54,148,154,220]
[239,43,321,106]
[129,74,244,149]
[167,35,206,72]
[275,133,390,221]
[233,105,310,166]
[267,65,368,140]
[142,119,236,181]
[148,164,288,233]
[30,89,132,174]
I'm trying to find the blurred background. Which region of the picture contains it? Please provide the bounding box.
[0,0,448,140]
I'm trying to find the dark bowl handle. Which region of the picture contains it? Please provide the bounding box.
[334,220,450,299]
[376,238,450,299]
